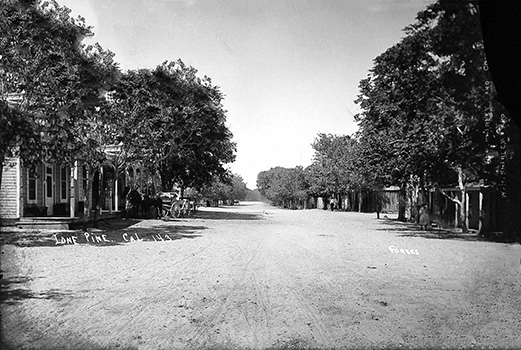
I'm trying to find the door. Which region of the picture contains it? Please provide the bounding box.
[45,165,54,215]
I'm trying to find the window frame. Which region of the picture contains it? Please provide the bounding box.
[27,169,37,203]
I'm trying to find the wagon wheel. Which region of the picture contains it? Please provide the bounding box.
[171,202,182,218]
[161,203,170,219]
[185,206,191,217]
[187,203,194,217]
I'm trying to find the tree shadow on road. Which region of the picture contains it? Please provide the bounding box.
[137,224,207,240]
[1,333,138,350]
[196,209,264,221]
[0,223,208,247]
[376,218,514,243]
[70,217,141,231]
[0,276,74,305]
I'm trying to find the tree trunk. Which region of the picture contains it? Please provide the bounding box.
[411,175,420,223]
[457,166,469,233]
[398,182,407,222]
[0,153,4,226]
[502,122,521,241]
[83,166,91,230]
[419,173,427,207]
[0,153,4,197]
[93,171,99,228]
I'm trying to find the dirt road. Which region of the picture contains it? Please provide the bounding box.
[1,202,521,349]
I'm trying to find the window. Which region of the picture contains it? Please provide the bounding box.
[28,169,37,202]
[82,166,87,198]
[46,166,53,198]
[61,166,68,200]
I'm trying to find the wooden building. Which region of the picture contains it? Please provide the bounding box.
[0,154,138,226]
[429,186,503,234]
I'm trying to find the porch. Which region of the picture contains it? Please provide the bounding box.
[2,211,122,231]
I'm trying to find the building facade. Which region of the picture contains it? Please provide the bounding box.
[0,156,135,223]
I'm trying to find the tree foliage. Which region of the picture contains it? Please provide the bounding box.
[0,0,120,169]
[1,0,237,224]
[354,1,510,225]
[307,133,363,196]
[256,1,516,234]
[201,173,247,204]
[257,166,308,208]
[111,60,236,193]
[1,0,121,222]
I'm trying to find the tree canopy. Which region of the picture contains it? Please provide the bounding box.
[307,133,364,197]
[255,1,518,238]
[355,2,496,187]
[0,0,120,169]
[201,173,248,204]
[257,166,308,208]
[111,60,236,193]
[1,0,237,220]
[353,1,511,224]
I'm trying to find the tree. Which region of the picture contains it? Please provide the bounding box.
[308,133,367,210]
[111,60,236,195]
[228,174,248,203]
[479,0,521,240]
[1,0,120,223]
[0,101,40,192]
[0,0,119,162]
[201,173,247,205]
[257,166,309,209]
[245,188,268,202]
[355,21,457,220]
[354,0,509,230]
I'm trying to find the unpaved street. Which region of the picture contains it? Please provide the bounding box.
[1,202,521,350]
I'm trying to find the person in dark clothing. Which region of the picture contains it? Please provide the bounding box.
[419,204,430,230]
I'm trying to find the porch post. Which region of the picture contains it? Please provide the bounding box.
[16,157,21,218]
[108,169,113,215]
[115,177,119,212]
[455,197,459,229]
[99,166,104,215]
[70,161,77,218]
[478,190,484,233]
[465,192,470,230]
[139,166,143,192]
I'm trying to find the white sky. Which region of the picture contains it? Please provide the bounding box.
[58,0,435,188]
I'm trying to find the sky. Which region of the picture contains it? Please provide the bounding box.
[58,0,435,188]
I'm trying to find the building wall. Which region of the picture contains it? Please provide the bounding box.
[379,190,399,213]
[0,157,20,219]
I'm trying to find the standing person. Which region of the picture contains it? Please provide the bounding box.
[419,204,430,230]
[330,197,337,211]
[122,186,130,219]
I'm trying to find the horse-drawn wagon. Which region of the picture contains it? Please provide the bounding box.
[159,193,197,219]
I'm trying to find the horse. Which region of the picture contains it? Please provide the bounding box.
[125,188,143,218]
[151,194,163,218]
[141,194,163,219]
